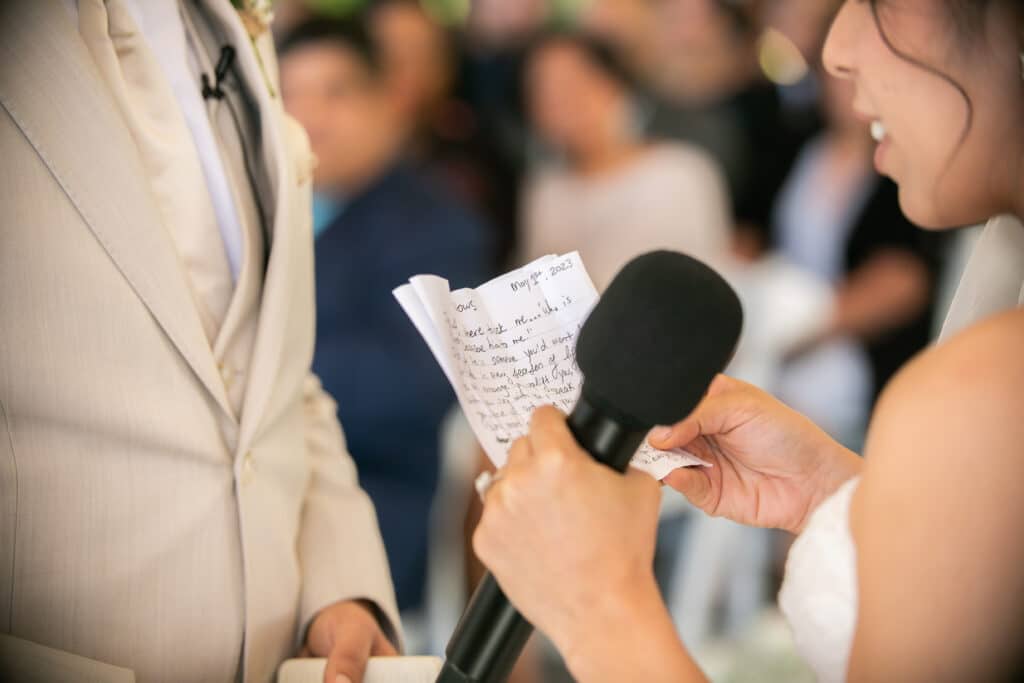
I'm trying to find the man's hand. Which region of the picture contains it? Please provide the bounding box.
[301,600,397,683]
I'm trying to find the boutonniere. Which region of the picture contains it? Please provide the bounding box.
[232,0,273,38]
[231,0,277,98]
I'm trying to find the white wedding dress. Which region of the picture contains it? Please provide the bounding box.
[777,215,1024,682]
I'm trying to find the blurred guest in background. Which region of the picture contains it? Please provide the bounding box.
[758,0,839,154]
[270,0,315,38]
[645,0,800,256]
[368,0,455,128]
[761,0,840,68]
[455,0,553,267]
[770,70,944,447]
[521,31,731,291]
[577,0,662,89]
[369,0,517,269]
[280,18,492,616]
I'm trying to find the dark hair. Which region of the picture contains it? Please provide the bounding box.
[277,17,381,76]
[941,0,1001,40]
[525,31,639,94]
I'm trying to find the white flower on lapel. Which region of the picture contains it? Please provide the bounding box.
[231,0,274,40]
[230,0,277,98]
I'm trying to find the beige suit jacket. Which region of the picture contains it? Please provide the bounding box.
[0,2,400,682]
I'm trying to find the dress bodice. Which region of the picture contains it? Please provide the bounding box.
[778,477,860,682]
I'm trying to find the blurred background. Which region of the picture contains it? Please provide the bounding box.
[273,1,974,680]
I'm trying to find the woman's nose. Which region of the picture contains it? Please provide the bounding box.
[822,0,860,81]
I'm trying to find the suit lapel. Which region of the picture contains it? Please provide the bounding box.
[197,0,298,455]
[0,0,235,420]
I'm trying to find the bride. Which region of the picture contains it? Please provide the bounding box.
[472,1,1024,681]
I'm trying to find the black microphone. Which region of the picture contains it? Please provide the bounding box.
[436,250,744,683]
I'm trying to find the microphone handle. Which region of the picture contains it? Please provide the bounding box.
[436,394,646,683]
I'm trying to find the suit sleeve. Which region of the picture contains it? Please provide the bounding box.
[295,372,403,650]
[215,19,403,652]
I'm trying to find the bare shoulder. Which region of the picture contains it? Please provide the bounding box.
[858,306,1024,510]
[873,307,1024,444]
[849,309,1024,680]
[856,306,1024,531]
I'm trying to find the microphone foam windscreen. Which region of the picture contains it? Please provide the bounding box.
[575,251,743,428]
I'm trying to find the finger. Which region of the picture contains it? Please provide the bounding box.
[475,470,497,503]
[484,453,538,515]
[648,387,746,450]
[528,405,584,460]
[479,470,502,506]
[648,375,744,448]
[371,629,398,657]
[505,435,533,469]
[472,503,504,568]
[648,417,701,450]
[663,467,713,508]
[706,373,739,397]
[322,623,373,683]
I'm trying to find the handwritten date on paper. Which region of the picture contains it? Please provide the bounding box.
[394,252,706,479]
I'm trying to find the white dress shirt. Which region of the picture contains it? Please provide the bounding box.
[67,0,245,281]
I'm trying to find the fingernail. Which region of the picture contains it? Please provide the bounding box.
[650,426,672,442]
[336,675,352,683]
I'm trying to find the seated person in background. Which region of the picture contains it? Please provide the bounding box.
[770,69,944,447]
[280,19,492,618]
[520,31,732,291]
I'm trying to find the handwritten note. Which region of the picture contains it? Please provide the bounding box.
[394,252,706,479]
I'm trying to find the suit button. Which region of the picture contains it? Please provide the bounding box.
[219,362,234,388]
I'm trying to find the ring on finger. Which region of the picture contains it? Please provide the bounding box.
[474,469,503,502]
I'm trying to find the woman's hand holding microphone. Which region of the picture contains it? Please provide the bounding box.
[473,406,691,683]
[472,375,863,681]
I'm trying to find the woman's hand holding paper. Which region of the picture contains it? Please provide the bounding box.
[650,375,863,534]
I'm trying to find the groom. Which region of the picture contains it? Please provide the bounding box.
[0,1,399,682]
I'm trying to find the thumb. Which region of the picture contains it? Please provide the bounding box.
[663,467,713,509]
[323,625,372,683]
[648,417,701,451]
[649,379,749,451]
